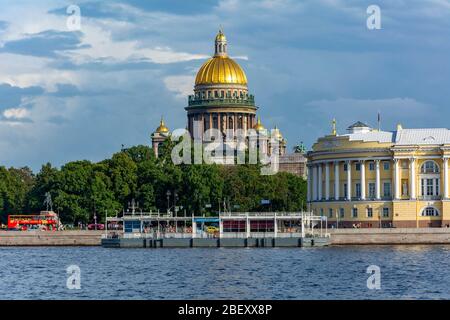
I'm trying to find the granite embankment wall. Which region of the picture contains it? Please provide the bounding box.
[0,230,104,246]
[1,229,450,246]
[329,228,450,245]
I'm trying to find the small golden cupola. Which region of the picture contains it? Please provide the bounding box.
[155,117,170,134]
[253,117,265,131]
[273,126,284,141]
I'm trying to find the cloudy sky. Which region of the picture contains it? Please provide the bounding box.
[1,0,450,171]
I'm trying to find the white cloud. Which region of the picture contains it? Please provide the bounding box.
[0,1,67,44]
[3,107,29,119]
[63,17,208,65]
[0,53,80,91]
[231,55,249,60]
[164,75,195,98]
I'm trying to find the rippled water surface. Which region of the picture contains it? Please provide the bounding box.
[0,245,448,299]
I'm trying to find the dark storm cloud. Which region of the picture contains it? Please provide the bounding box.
[0,30,89,58]
[0,83,44,110]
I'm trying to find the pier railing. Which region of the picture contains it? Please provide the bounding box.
[220,212,310,218]
[109,231,328,240]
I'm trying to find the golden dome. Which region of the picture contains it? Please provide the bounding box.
[253,117,265,131]
[155,118,169,133]
[195,30,247,86]
[195,57,247,85]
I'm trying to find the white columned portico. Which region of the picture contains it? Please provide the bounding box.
[444,157,449,199]
[307,165,312,202]
[360,160,366,200]
[312,164,318,201]
[334,161,340,201]
[325,162,330,200]
[394,159,400,200]
[375,160,381,200]
[346,160,352,201]
[318,164,323,201]
[409,158,416,200]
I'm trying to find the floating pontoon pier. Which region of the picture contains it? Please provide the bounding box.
[102,211,330,248]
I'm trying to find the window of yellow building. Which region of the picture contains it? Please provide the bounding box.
[383,182,391,198]
[369,183,376,198]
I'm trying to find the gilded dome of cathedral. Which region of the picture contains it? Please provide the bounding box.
[195,30,247,86]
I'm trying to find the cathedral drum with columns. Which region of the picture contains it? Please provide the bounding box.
[151,30,291,163]
[307,121,450,228]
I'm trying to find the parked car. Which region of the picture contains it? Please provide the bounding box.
[87,223,105,230]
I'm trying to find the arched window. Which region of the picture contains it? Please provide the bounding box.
[421,160,439,173]
[228,117,234,129]
[419,160,440,198]
[421,207,439,217]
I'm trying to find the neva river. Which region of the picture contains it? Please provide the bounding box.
[0,245,448,300]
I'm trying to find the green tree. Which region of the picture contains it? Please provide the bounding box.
[180,164,223,215]
[26,163,60,213]
[107,152,138,205]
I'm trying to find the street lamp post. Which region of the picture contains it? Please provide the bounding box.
[166,190,171,214]
[174,191,178,217]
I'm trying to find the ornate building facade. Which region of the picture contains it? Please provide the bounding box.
[187,30,257,141]
[151,30,295,165]
[307,121,450,228]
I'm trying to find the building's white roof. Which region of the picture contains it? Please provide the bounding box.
[342,127,450,145]
[395,128,450,145]
[345,131,394,143]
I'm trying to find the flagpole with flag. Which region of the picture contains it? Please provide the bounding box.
[377,112,381,131]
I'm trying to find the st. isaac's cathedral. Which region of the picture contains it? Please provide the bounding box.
[151,30,306,177]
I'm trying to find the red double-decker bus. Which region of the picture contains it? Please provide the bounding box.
[7,212,60,231]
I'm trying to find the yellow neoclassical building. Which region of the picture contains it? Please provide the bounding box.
[307,121,450,228]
